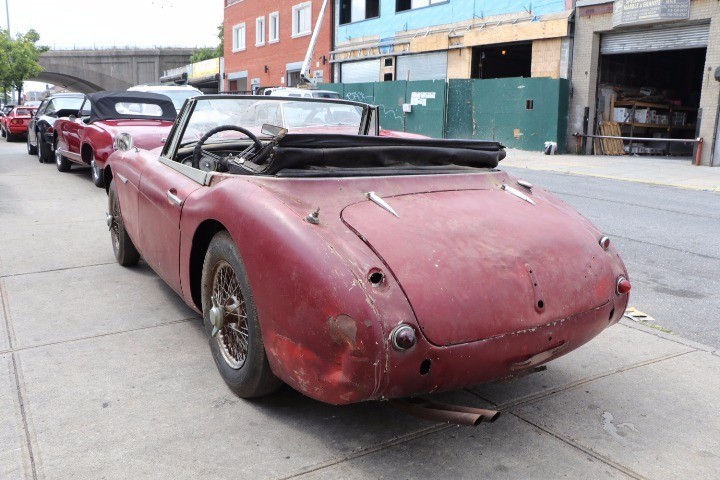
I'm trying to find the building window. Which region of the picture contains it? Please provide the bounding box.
[396,0,446,12]
[232,23,246,52]
[269,12,279,43]
[340,0,380,25]
[256,17,266,46]
[292,2,312,37]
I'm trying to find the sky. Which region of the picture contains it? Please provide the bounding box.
[1,0,223,49]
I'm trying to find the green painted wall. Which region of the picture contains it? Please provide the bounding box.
[321,80,446,138]
[321,78,570,151]
[455,78,569,151]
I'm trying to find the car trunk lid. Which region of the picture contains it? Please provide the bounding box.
[341,189,610,346]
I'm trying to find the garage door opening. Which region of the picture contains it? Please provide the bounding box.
[595,23,708,157]
[472,43,532,79]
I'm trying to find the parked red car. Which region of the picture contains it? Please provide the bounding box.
[1,106,37,141]
[54,91,176,187]
[105,95,631,418]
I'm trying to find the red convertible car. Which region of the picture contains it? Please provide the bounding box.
[1,106,37,141]
[54,91,176,187]
[105,95,630,420]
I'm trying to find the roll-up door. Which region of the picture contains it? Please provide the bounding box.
[341,59,381,83]
[601,22,709,54]
[396,52,448,81]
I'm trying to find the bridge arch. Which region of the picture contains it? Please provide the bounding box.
[35,48,195,92]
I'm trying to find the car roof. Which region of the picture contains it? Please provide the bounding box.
[128,84,202,92]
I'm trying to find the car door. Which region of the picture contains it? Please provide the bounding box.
[28,99,49,146]
[137,157,203,294]
[60,98,89,156]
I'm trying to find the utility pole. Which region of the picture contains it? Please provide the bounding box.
[4,0,9,34]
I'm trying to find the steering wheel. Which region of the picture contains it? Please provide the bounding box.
[192,125,263,170]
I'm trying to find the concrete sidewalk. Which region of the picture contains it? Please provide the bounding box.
[503,149,720,193]
[1,141,719,479]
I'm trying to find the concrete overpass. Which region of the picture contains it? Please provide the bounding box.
[35,48,197,93]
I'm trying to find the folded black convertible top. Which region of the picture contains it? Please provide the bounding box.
[264,134,506,174]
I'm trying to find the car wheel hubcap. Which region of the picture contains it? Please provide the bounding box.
[211,261,248,370]
[55,150,61,166]
[91,159,99,180]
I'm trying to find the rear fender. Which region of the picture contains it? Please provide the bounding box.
[180,178,417,404]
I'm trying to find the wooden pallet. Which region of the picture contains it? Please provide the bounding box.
[597,121,626,155]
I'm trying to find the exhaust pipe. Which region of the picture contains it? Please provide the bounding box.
[390,397,500,427]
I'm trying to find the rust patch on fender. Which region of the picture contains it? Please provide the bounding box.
[328,314,357,347]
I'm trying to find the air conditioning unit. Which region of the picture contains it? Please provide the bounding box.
[381,57,395,82]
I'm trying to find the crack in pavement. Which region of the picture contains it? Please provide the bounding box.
[0,261,118,280]
[0,316,201,356]
[1,276,38,480]
[278,349,694,479]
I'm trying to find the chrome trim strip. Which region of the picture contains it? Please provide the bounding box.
[365,191,399,218]
[501,184,536,205]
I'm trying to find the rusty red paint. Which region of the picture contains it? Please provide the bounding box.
[111,142,629,406]
[327,314,358,347]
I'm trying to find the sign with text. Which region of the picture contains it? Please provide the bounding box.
[612,0,690,27]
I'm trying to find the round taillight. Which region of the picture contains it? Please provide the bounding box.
[391,324,416,351]
[599,236,611,250]
[11,119,21,125]
[616,277,631,295]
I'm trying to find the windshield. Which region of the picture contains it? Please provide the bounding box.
[54,97,84,110]
[180,97,365,146]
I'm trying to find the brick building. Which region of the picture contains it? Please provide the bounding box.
[570,0,720,165]
[223,0,333,93]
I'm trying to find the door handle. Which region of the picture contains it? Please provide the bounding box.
[166,189,182,206]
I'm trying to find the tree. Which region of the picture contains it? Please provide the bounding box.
[216,23,224,58]
[0,30,12,103]
[8,29,47,103]
[190,47,217,64]
[188,24,225,64]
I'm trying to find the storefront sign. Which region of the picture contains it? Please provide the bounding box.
[612,0,690,28]
[189,58,221,81]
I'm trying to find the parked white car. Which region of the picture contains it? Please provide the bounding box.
[127,84,204,111]
[263,87,340,99]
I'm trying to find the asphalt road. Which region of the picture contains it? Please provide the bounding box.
[504,166,720,349]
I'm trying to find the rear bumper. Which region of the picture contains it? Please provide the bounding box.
[8,125,28,135]
[375,300,623,402]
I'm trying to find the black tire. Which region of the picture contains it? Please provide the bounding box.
[27,136,37,155]
[6,132,13,142]
[201,231,281,398]
[91,158,105,188]
[38,136,51,163]
[55,148,71,172]
[108,179,140,266]
[1,127,5,138]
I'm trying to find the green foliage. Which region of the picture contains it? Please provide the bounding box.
[189,24,225,64]
[216,23,224,58]
[0,28,47,103]
[190,47,217,64]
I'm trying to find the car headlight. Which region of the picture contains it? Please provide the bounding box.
[114,132,134,151]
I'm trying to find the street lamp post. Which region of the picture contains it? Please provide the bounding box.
[4,0,9,34]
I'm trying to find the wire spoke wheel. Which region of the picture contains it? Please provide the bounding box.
[202,231,281,397]
[212,261,249,369]
[110,195,121,253]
